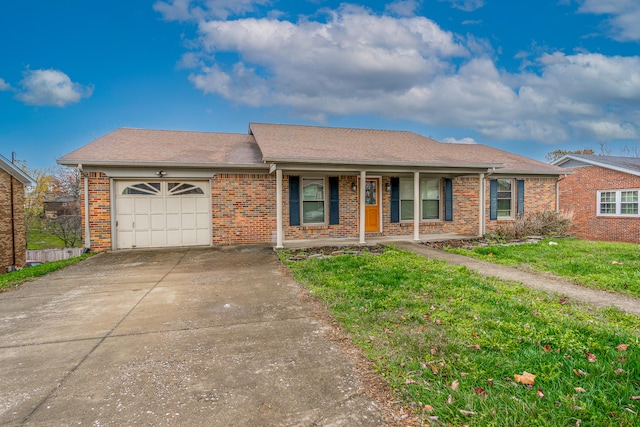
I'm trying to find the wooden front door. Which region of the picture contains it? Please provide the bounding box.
[365,178,380,232]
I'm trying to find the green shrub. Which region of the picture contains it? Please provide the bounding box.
[495,210,573,240]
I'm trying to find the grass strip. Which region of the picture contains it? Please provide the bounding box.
[281,247,640,426]
[0,254,92,292]
[448,238,640,299]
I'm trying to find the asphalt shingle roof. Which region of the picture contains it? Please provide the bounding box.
[58,124,565,175]
[557,154,640,174]
[58,128,263,166]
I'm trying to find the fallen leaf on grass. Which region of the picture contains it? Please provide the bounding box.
[611,261,623,265]
[559,297,568,305]
[405,378,417,385]
[574,387,586,393]
[573,369,589,378]
[451,380,460,391]
[614,368,626,374]
[616,343,630,351]
[514,372,536,385]
[542,344,552,352]
[585,351,597,362]
[447,394,453,404]
[487,378,494,386]
[423,404,434,412]
[537,388,545,398]
[631,396,640,400]
[459,410,476,416]
[474,387,488,399]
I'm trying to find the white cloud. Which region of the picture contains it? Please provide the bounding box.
[0,78,11,91]
[385,0,421,17]
[579,0,640,41]
[440,0,485,12]
[16,69,93,107]
[443,137,477,144]
[170,3,640,146]
[154,0,271,21]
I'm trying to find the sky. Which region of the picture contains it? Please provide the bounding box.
[1,0,639,170]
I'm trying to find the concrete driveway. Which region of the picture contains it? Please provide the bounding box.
[0,246,383,426]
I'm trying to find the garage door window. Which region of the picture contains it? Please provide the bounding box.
[168,182,205,195]
[122,182,161,195]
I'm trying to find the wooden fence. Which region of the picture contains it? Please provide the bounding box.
[26,248,84,263]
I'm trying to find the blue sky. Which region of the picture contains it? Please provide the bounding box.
[1,0,639,169]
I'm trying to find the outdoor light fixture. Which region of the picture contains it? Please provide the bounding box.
[156,170,167,177]
[352,182,358,192]
[385,182,391,191]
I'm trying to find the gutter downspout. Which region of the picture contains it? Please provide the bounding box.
[79,164,91,250]
[276,168,283,249]
[556,174,567,213]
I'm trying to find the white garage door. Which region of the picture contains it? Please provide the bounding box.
[115,181,211,249]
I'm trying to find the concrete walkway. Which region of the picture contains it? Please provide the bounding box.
[0,246,383,427]
[394,241,640,317]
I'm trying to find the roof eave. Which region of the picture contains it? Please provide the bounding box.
[0,154,35,185]
[57,159,268,170]
[552,155,640,177]
[263,157,504,169]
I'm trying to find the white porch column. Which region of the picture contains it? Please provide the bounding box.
[359,170,366,244]
[276,169,283,248]
[479,173,485,237]
[413,171,420,241]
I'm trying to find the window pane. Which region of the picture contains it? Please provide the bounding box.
[497,199,511,217]
[600,203,616,214]
[302,179,324,201]
[303,201,324,223]
[422,200,439,219]
[600,192,616,203]
[621,191,638,203]
[498,179,512,192]
[621,203,638,214]
[399,178,414,199]
[401,200,414,220]
[421,179,439,200]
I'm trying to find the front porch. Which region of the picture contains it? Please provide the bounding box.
[279,232,479,249]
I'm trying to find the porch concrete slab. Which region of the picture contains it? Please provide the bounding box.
[0,245,384,427]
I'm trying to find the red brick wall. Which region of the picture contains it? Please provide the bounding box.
[558,165,640,243]
[485,177,558,233]
[83,172,559,250]
[212,174,276,244]
[0,170,27,271]
[82,172,112,251]
[284,174,360,240]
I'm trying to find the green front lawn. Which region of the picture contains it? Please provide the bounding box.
[0,254,92,292]
[447,238,640,299]
[281,247,640,426]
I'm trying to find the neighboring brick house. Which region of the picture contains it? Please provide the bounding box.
[553,154,640,243]
[0,153,34,272]
[58,123,564,251]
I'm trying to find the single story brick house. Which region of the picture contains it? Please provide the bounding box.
[58,123,564,251]
[553,154,640,243]
[1,153,35,272]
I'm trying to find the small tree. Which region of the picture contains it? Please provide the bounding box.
[545,148,594,163]
[44,205,82,247]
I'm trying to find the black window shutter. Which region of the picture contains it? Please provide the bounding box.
[289,176,300,226]
[390,177,400,223]
[517,179,525,217]
[444,178,453,221]
[489,179,498,220]
[329,177,339,225]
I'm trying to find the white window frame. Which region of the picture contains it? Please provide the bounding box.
[497,179,515,219]
[301,177,327,225]
[399,177,441,221]
[597,189,639,216]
